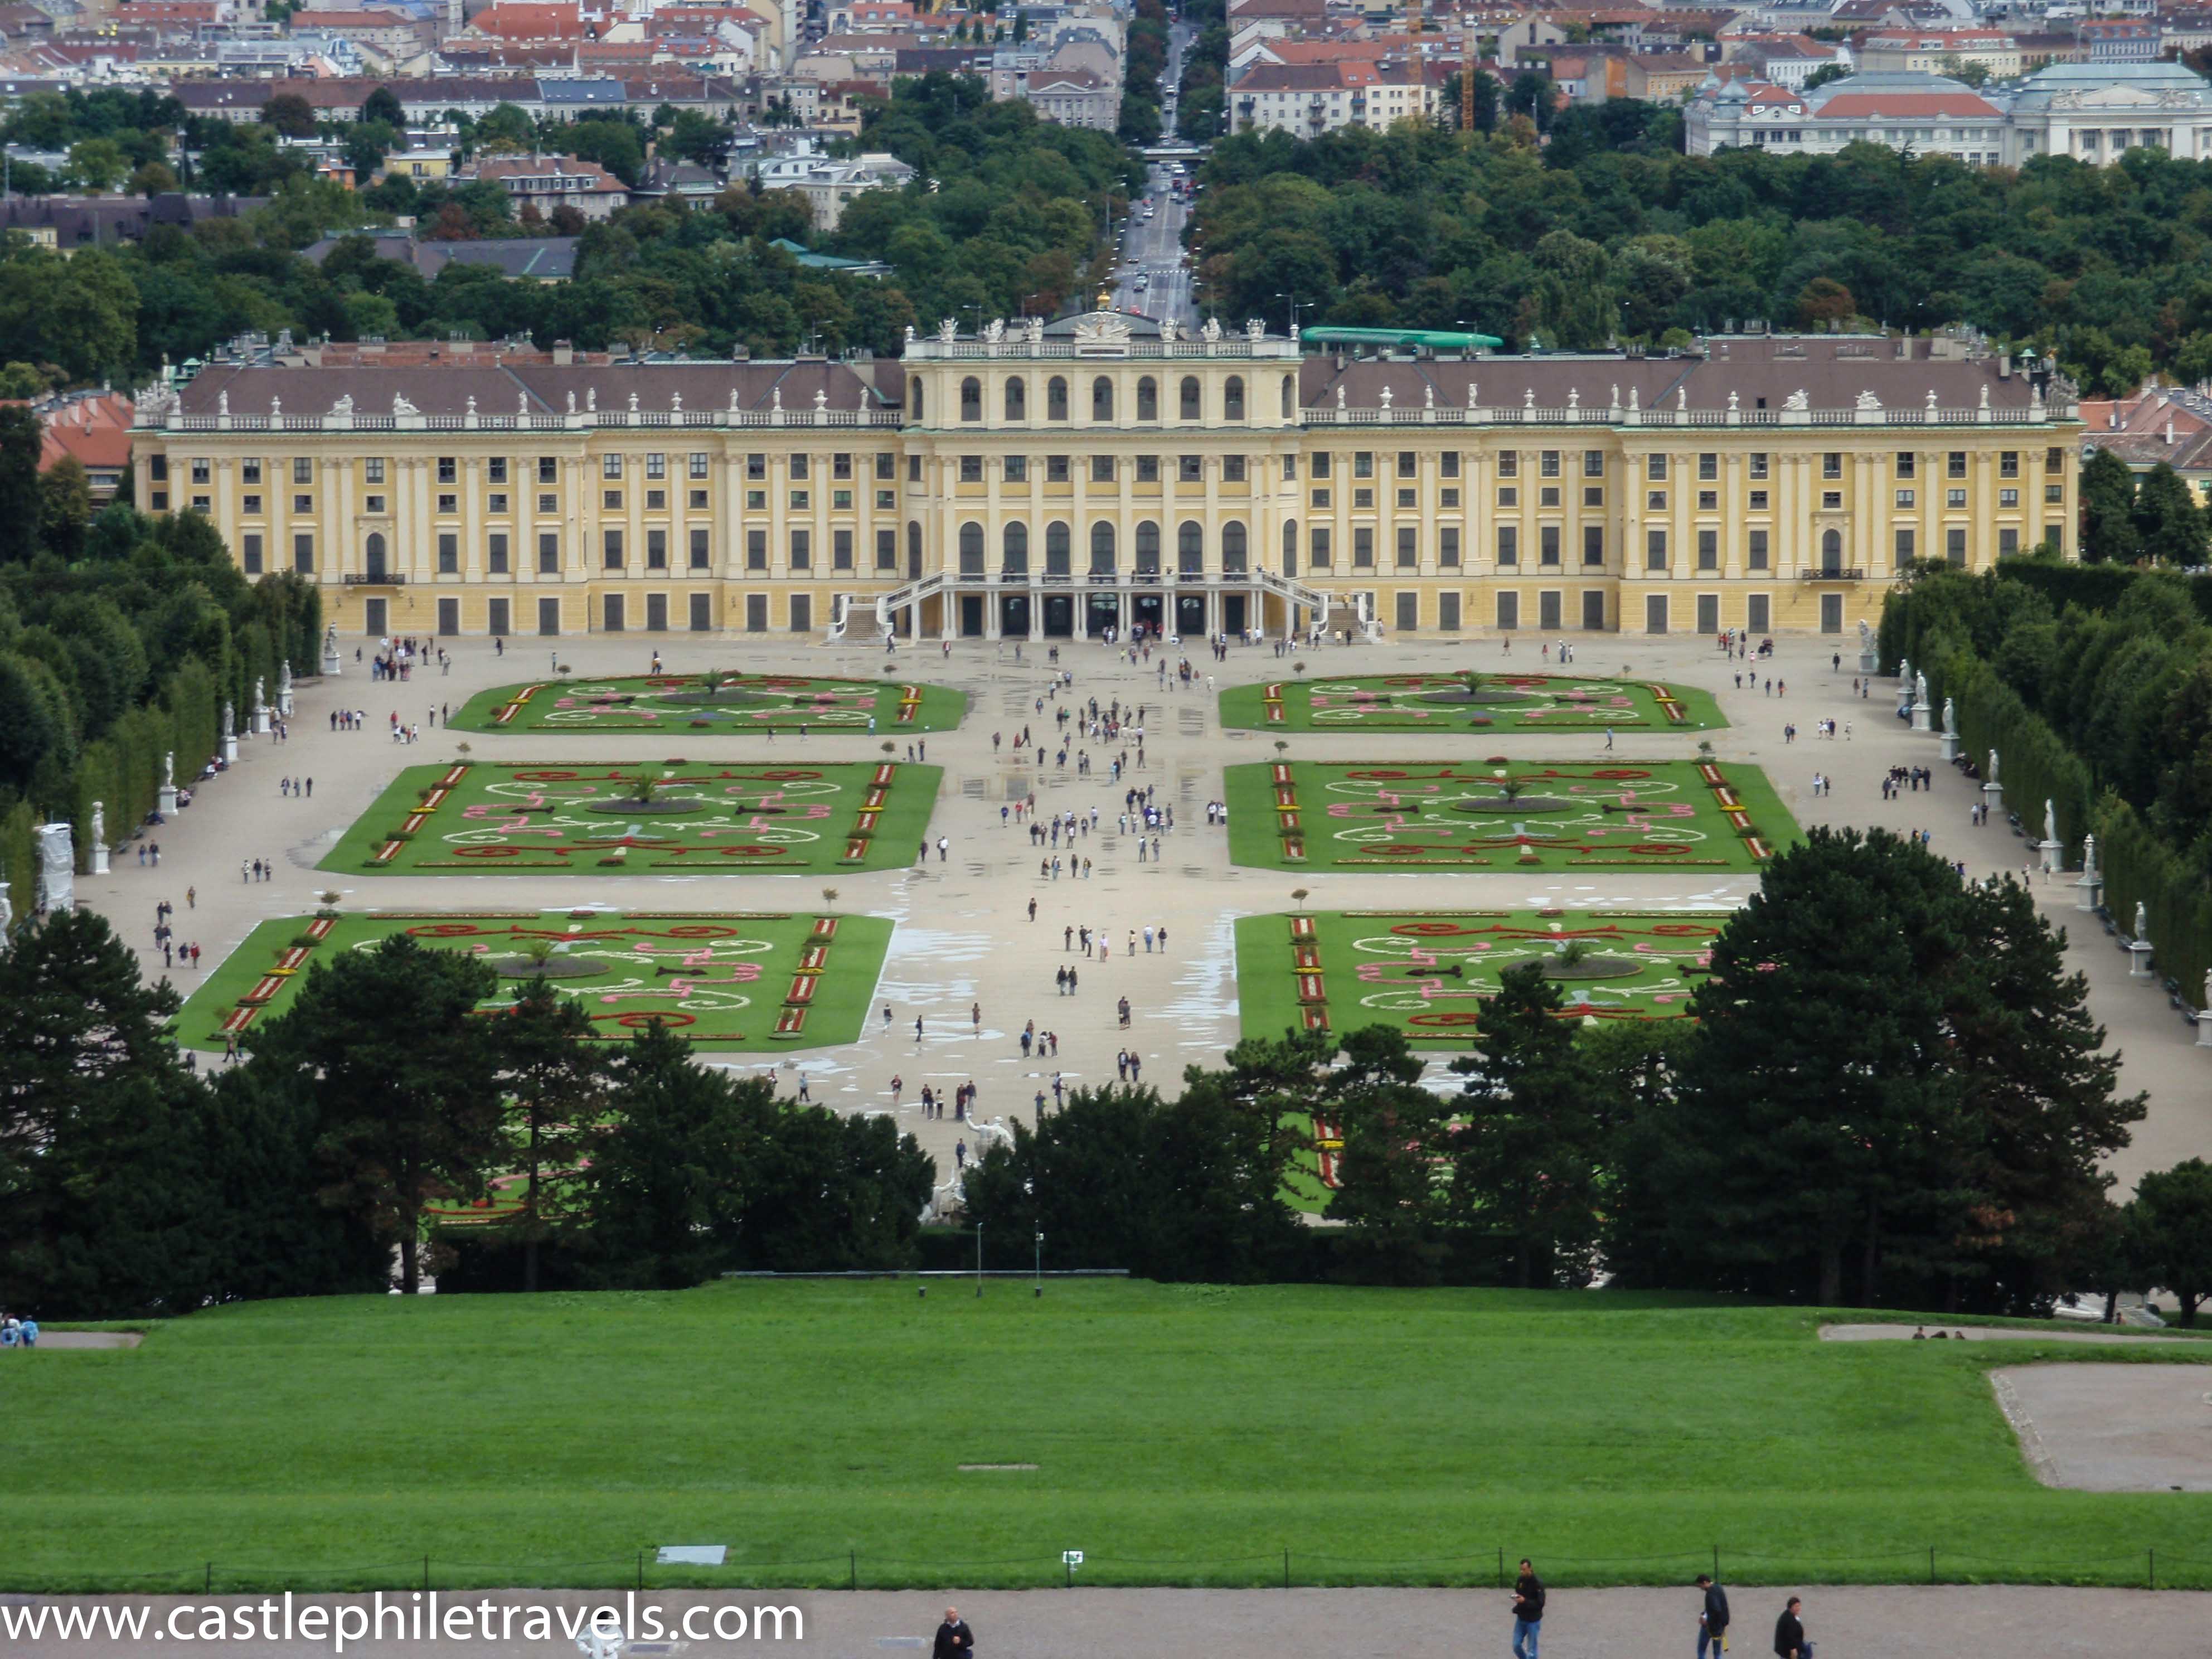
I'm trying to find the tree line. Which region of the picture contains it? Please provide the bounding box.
[9,830,2209,1321]
[0,426,320,919]
[968,829,2212,1318]
[0,914,934,1316]
[1882,559,2212,1015]
[1190,109,2212,396]
[0,75,1139,391]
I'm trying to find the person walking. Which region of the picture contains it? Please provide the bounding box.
[1695,1574,1730,1659]
[932,1607,974,1659]
[1511,1559,1545,1659]
[1773,1596,1808,1659]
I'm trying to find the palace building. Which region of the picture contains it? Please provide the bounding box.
[131,316,2080,643]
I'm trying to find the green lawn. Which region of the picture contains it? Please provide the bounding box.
[1221,671,1727,734]
[322,760,939,877]
[8,1284,2210,1593]
[451,672,966,736]
[1236,909,1727,1047]
[173,910,891,1053]
[1225,759,1799,873]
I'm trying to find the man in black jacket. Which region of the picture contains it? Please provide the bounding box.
[932,1606,974,1659]
[1511,1559,1545,1659]
[1774,1596,1808,1659]
[1695,1574,1730,1659]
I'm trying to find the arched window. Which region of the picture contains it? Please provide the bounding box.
[909,377,924,423]
[1092,376,1114,422]
[1281,375,1295,419]
[1179,376,1201,420]
[1047,376,1069,421]
[958,521,984,575]
[1134,520,1160,574]
[1178,520,1204,574]
[1821,527,1843,575]
[1282,518,1298,576]
[1221,521,1247,574]
[1089,521,1116,573]
[907,520,923,577]
[1003,521,1029,574]
[365,532,387,579]
[1005,376,1026,420]
[1224,376,1245,421]
[1045,521,1071,575]
[1137,376,1158,421]
[959,376,982,422]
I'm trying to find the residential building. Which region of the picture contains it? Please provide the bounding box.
[455,152,630,220]
[1229,56,1437,136]
[1856,28,2024,77]
[131,323,2079,645]
[12,386,133,502]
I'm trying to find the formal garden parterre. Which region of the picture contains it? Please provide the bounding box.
[450,672,966,735]
[322,760,940,876]
[177,910,892,1053]
[1236,910,1730,1047]
[1219,671,1726,733]
[1224,759,1798,873]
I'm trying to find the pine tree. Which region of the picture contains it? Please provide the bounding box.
[496,980,609,1292]
[250,933,503,1293]
[1446,961,1605,1287]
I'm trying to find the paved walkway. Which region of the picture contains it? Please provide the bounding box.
[83,626,2210,1192]
[4,1584,2205,1656]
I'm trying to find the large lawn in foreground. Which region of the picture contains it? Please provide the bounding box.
[1225,759,1798,872]
[8,1284,2209,1592]
[1220,671,1726,733]
[1236,909,1728,1046]
[451,672,965,735]
[322,760,939,876]
[174,910,890,1052]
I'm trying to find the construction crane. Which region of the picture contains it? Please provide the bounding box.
[1462,16,1478,132]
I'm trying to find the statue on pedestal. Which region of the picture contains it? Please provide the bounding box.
[221,701,235,739]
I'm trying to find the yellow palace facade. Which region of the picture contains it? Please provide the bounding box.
[132,317,2080,643]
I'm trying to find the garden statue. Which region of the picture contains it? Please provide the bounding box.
[221,701,234,738]
[2135,901,2149,940]
[2044,799,2058,848]
[1942,697,1957,736]
[1914,670,1928,708]
[91,799,104,847]
[279,660,292,696]
[0,860,11,934]
[1859,619,1873,653]
[1987,749,2000,787]
[163,751,174,789]
[254,675,265,712]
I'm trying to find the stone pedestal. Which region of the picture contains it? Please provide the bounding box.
[252,706,270,735]
[278,687,294,717]
[2075,874,2103,914]
[1939,731,1961,762]
[221,734,237,764]
[1983,782,2004,819]
[322,642,341,676]
[158,783,179,817]
[2199,1012,2212,1049]
[1910,700,1932,733]
[1859,647,1879,674]
[91,840,108,876]
[2128,939,2155,978]
[2040,839,2062,874]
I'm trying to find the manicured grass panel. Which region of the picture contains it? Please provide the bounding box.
[6,1284,2209,1592]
